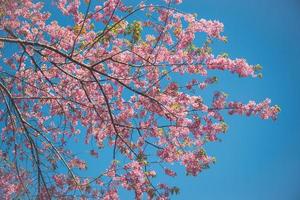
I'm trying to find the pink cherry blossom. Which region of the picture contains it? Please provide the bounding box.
[0,0,279,199]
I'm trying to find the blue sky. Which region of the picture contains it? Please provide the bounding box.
[172,0,300,199]
[1,0,299,199]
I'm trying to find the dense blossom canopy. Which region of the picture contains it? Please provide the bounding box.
[0,0,280,199]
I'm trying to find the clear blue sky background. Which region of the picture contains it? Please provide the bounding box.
[2,0,299,199]
[40,0,300,199]
[171,0,300,199]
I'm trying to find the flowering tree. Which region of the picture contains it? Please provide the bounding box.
[0,0,280,199]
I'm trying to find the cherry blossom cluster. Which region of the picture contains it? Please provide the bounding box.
[0,0,279,199]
